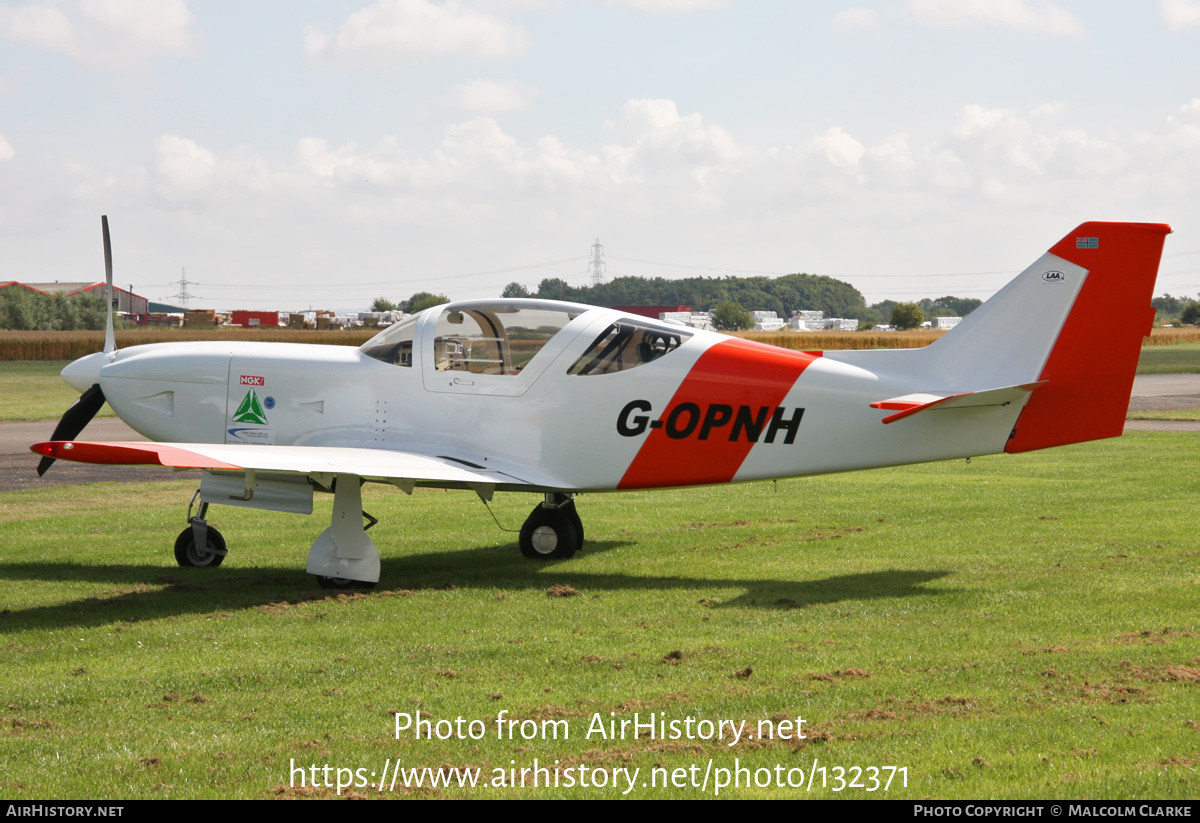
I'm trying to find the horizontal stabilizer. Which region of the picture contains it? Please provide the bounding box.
[870,383,1045,424]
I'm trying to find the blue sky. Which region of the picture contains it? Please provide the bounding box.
[2,0,1200,310]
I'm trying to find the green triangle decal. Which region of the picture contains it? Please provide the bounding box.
[232,389,269,425]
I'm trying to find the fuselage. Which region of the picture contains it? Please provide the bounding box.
[61,299,1023,492]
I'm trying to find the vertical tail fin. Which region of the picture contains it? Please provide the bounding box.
[1001,222,1171,452]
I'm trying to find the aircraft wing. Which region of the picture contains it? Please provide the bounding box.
[29,440,536,488]
[870,382,1046,424]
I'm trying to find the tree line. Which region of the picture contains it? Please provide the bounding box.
[1151,294,1200,325]
[0,287,111,331]
[509,273,874,323]
[371,278,991,332]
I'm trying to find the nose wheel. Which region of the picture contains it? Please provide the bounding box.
[174,524,227,567]
[519,494,583,560]
[174,491,227,567]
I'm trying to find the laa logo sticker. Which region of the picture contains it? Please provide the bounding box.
[232,389,269,425]
[1042,270,1066,283]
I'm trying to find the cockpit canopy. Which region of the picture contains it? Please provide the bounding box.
[361,301,587,372]
[361,300,691,376]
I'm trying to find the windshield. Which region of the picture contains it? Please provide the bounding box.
[361,314,418,366]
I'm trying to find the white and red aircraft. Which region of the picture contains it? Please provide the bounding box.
[32,219,1171,589]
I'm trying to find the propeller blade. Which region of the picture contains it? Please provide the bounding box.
[36,383,106,476]
[102,215,115,355]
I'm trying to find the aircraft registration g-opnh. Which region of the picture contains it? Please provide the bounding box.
[33,219,1171,589]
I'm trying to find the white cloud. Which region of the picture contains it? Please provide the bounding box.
[836,0,1085,37]
[137,97,1158,225]
[295,137,358,179]
[1160,0,1200,30]
[0,0,197,70]
[43,95,1191,305]
[945,103,1129,180]
[831,7,882,31]
[612,99,741,207]
[904,0,1086,36]
[444,78,537,112]
[153,134,215,195]
[438,117,523,165]
[599,0,729,13]
[304,0,530,63]
[616,98,739,163]
[0,134,14,160]
[1180,98,1200,117]
[865,133,915,169]
[807,127,865,169]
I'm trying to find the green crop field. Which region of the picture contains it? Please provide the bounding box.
[1,433,1197,799]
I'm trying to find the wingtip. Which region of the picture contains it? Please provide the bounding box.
[30,441,56,457]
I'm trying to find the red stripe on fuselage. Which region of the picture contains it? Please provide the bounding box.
[617,338,817,489]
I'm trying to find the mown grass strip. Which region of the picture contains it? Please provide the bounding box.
[1,433,1196,799]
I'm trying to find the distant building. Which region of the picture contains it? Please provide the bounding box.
[789,310,857,331]
[751,311,785,332]
[612,305,691,319]
[231,310,285,328]
[0,281,45,296]
[148,301,190,314]
[19,281,149,314]
[789,310,824,331]
[933,316,962,330]
[658,310,714,331]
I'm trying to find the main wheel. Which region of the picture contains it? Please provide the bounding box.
[519,505,581,560]
[546,494,585,546]
[174,525,226,568]
[565,500,585,546]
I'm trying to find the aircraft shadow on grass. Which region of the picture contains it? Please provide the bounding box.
[0,542,954,633]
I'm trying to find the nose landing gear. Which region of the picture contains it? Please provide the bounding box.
[174,491,227,568]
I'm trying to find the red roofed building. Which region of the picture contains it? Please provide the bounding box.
[17,282,148,314]
[611,305,692,319]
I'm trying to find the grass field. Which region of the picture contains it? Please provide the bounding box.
[0,361,117,422]
[1127,409,1200,421]
[1136,342,1200,375]
[1,434,1197,799]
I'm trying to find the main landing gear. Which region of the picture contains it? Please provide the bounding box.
[171,480,584,585]
[305,474,380,590]
[519,493,584,560]
[173,477,380,590]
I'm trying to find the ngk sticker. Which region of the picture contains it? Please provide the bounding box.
[240,375,265,386]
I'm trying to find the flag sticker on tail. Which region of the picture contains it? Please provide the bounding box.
[1076,237,1099,249]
